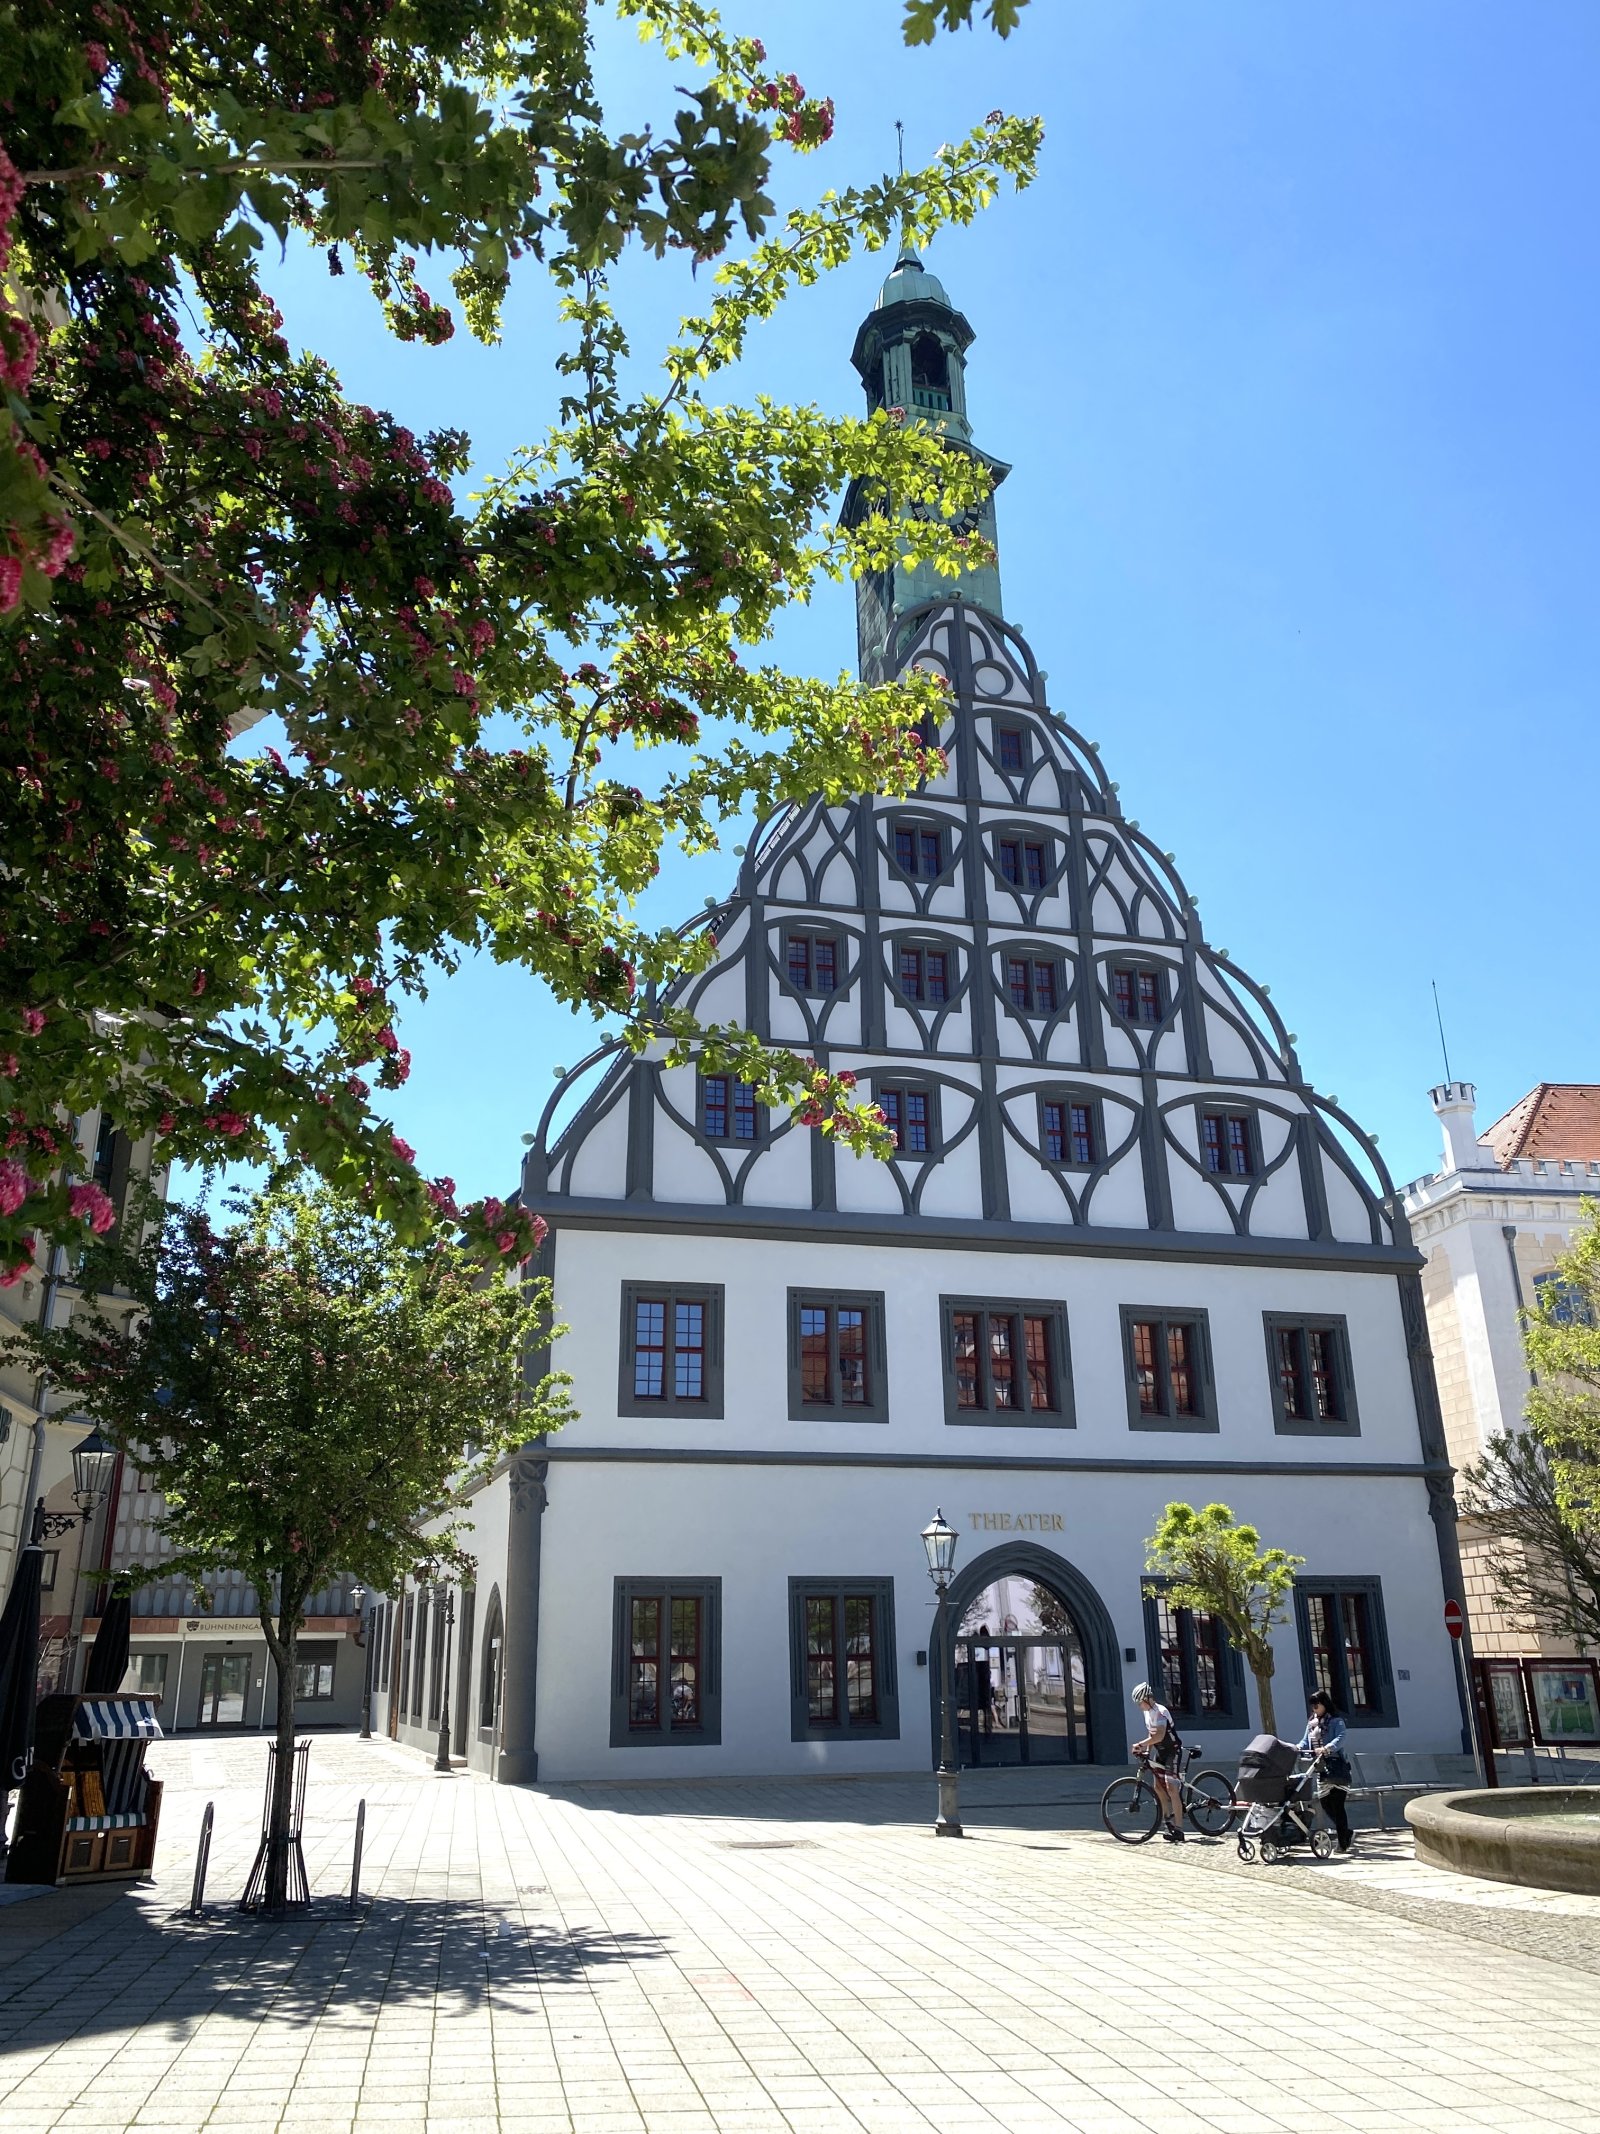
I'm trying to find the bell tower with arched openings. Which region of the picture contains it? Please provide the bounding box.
[844,245,1010,681]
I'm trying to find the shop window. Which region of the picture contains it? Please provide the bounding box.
[294,1642,337,1704]
[619,1283,725,1417]
[788,1579,899,1740]
[122,1651,169,1700]
[941,1298,1073,1427]
[1265,1315,1359,1436]
[787,1291,888,1423]
[1111,967,1164,1026]
[610,1579,722,1746]
[1294,1579,1396,1728]
[1122,1308,1214,1431]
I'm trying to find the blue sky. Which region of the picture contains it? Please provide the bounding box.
[233,1,1599,1206]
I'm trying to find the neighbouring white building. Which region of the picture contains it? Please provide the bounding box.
[373,249,1469,1780]
[1404,1079,1600,1666]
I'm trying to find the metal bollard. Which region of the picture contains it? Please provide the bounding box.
[189,1800,214,1917]
[348,1798,365,1914]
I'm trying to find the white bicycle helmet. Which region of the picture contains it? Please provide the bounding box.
[1131,1682,1156,1703]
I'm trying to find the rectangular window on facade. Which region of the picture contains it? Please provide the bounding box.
[1201,1111,1255,1176]
[1533,1270,1596,1326]
[295,1643,337,1703]
[1111,967,1164,1025]
[997,838,1050,889]
[1294,1579,1396,1727]
[1264,1314,1359,1436]
[619,1284,725,1418]
[996,727,1025,772]
[786,934,839,995]
[786,1290,888,1422]
[1122,1308,1214,1431]
[122,1652,169,1699]
[1141,1584,1242,1725]
[878,1084,936,1157]
[611,1578,721,1745]
[893,823,945,878]
[701,1073,760,1144]
[1006,957,1058,1014]
[898,946,950,1003]
[940,1298,1073,1427]
[788,1578,899,1740]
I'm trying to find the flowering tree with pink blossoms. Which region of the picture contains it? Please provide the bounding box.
[0,2,1040,1283]
[5,1180,571,1909]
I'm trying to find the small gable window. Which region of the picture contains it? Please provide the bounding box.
[996,727,1026,773]
[893,822,946,878]
[998,838,1049,889]
[898,946,950,1004]
[1042,1098,1097,1167]
[701,1074,760,1145]
[878,1084,936,1158]
[786,934,839,995]
[1006,957,1057,1015]
[1112,967,1164,1025]
[1200,1111,1254,1176]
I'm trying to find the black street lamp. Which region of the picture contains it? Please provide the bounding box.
[31,1424,119,1541]
[922,1507,963,1839]
[352,1585,375,1741]
[434,1590,456,1774]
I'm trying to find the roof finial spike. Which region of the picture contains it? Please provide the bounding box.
[894,119,918,269]
[1431,978,1453,1088]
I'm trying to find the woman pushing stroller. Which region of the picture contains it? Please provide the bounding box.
[1299,1689,1354,1853]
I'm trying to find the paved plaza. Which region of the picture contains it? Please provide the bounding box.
[4,1734,1600,2134]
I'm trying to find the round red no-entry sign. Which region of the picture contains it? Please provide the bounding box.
[1444,1598,1465,1640]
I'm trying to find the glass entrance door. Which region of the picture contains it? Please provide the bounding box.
[956,1635,1087,1765]
[196,1651,251,1727]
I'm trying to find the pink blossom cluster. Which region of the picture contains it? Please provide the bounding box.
[0,1158,34,1217]
[68,1181,117,1234]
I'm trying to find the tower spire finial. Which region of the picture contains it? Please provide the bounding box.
[893,120,918,268]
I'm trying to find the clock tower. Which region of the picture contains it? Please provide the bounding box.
[844,245,1011,680]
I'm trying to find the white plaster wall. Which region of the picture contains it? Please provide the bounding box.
[530,1456,1460,1781]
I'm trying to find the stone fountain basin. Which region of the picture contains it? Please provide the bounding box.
[1406,1786,1600,1896]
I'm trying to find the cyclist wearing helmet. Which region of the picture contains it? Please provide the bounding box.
[1131,1682,1185,1841]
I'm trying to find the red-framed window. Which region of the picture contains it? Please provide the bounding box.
[786,935,839,994]
[1043,1099,1097,1167]
[880,1086,933,1155]
[893,824,945,877]
[1201,1112,1254,1176]
[899,946,949,1003]
[1128,1315,1205,1419]
[1112,967,1164,1024]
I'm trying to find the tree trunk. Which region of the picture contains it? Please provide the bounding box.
[1252,1667,1277,1739]
[258,1594,302,1913]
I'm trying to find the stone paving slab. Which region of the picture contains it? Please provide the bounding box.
[3,1734,1600,2132]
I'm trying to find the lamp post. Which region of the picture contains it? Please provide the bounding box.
[352,1585,374,1741]
[921,1507,962,1839]
[433,1590,456,1774]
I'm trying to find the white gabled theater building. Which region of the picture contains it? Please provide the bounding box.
[377,251,1470,1780]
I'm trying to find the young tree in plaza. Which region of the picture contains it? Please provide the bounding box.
[1143,1501,1303,1737]
[3,1183,569,1911]
[0,3,1040,1282]
[1461,1205,1600,1648]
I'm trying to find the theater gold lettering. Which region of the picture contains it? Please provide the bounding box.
[965,1512,1064,1531]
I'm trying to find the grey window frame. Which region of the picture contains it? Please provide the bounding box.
[1038,1090,1100,1169]
[1000,946,1065,1018]
[874,1079,940,1161]
[1120,1305,1217,1433]
[893,937,959,1005]
[618,1281,726,1418]
[993,722,1030,774]
[610,1577,722,1747]
[786,1289,889,1424]
[1109,960,1169,1027]
[887,811,955,884]
[699,1070,763,1147]
[1200,1107,1257,1178]
[1263,1313,1360,1438]
[993,830,1054,890]
[787,1577,900,1741]
[939,1296,1075,1430]
[1141,1579,1246,1727]
[1293,1576,1397,1729]
[783,928,843,998]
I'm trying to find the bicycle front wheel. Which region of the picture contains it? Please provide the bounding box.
[1101,1776,1161,1845]
[1185,1770,1240,1836]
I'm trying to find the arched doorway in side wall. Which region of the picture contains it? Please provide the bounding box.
[929,1542,1122,1769]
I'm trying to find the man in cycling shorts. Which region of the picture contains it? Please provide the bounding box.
[1131,1682,1185,1842]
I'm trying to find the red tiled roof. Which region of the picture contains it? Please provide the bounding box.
[1481,1084,1600,1167]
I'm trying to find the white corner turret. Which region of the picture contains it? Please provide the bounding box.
[1430,1080,1492,1173]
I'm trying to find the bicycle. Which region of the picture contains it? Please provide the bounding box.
[1100,1743,1240,1843]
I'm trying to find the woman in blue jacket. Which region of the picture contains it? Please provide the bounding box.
[1298,1690,1354,1853]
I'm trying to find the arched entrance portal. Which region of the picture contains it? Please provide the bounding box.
[929,1543,1122,1770]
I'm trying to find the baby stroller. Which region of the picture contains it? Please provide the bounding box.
[1233,1734,1336,1863]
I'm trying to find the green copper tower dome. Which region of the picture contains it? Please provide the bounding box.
[843,245,1010,681]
